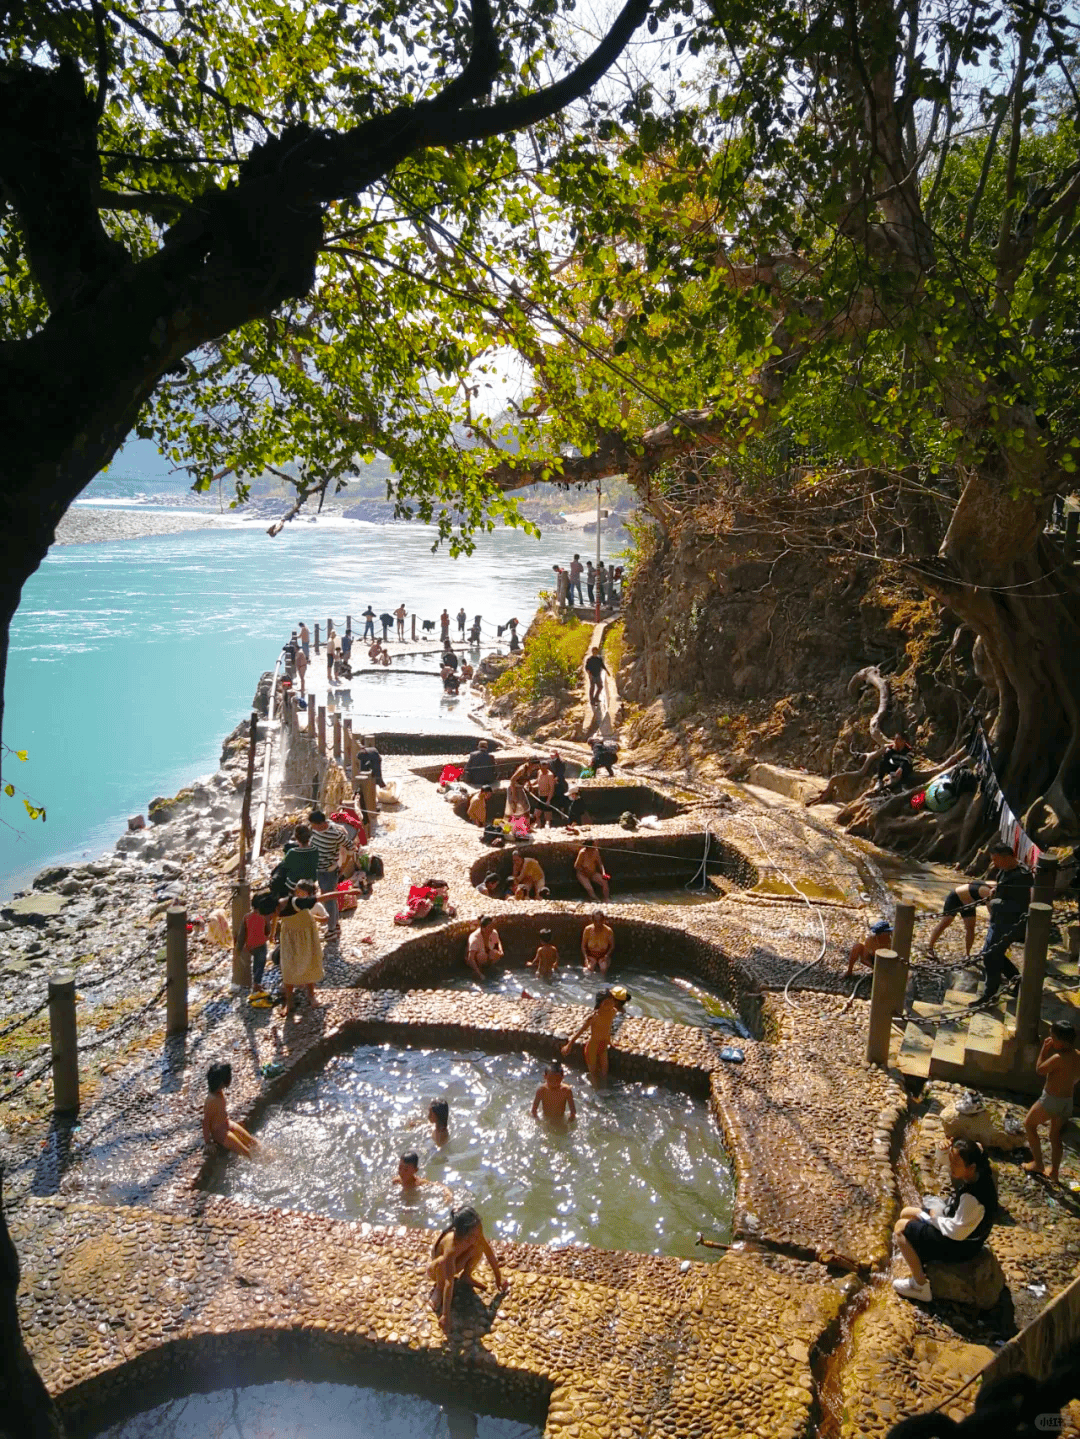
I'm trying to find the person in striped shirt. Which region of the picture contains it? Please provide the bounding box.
[308,810,352,943]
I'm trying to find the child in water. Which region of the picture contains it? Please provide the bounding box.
[202,1062,260,1158]
[562,987,630,1079]
[532,1060,576,1122]
[528,929,560,980]
[394,1152,453,1203]
[428,1207,507,1334]
[428,1098,450,1146]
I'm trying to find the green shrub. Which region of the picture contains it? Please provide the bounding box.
[491,614,593,703]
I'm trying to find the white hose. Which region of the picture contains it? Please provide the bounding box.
[684,824,715,892]
[745,817,828,1007]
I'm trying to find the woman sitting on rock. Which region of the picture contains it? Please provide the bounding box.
[892,1137,997,1303]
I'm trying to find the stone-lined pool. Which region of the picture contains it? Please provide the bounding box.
[210,1044,734,1259]
[93,1379,542,1437]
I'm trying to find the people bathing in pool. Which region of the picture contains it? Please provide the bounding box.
[575,841,610,901]
[581,911,615,973]
[892,1137,996,1303]
[428,1207,507,1334]
[202,1062,260,1159]
[1024,1020,1080,1181]
[394,1151,452,1204]
[465,915,503,980]
[563,987,630,1079]
[527,930,560,980]
[532,1060,576,1123]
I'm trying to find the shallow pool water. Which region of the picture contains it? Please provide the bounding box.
[211,1045,734,1258]
[444,962,736,1030]
[93,1380,541,1438]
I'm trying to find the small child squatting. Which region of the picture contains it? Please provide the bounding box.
[427,1208,507,1334]
[532,1061,576,1122]
[1024,1020,1080,1181]
[202,1062,260,1159]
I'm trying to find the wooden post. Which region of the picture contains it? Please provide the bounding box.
[411,613,417,641]
[892,902,916,962]
[346,614,352,633]
[308,690,316,736]
[1016,902,1054,1055]
[238,710,258,882]
[314,622,320,654]
[343,718,354,776]
[356,772,378,834]
[332,710,342,761]
[231,881,252,987]
[166,908,188,1035]
[1066,509,1079,562]
[48,970,79,1114]
[1033,855,1059,908]
[317,705,327,756]
[327,616,333,638]
[866,950,905,1066]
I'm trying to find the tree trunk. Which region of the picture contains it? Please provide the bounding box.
[0,1170,66,1438]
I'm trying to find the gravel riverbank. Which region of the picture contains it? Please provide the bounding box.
[55,508,225,545]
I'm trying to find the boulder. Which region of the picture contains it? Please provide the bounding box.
[926,1248,1006,1310]
[941,1102,1027,1152]
[31,865,70,890]
[127,814,146,831]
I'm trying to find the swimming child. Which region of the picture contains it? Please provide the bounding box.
[202,1062,259,1158]
[845,918,893,977]
[562,986,630,1079]
[428,1207,507,1334]
[532,1060,576,1122]
[528,929,560,980]
[428,1097,450,1147]
[1024,1020,1080,1181]
[394,1152,453,1203]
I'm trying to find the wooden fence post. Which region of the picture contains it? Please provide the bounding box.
[1016,902,1054,1057]
[317,705,327,756]
[48,970,79,1115]
[866,950,906,1066]
[411,613,417,641]
[1066,509,1079,562]
[231,882,252,987]
[332,710,342,761]
[314,623,320,655]
[166,908,188,1035]
[308,691,316,736]
[343,718,354,776]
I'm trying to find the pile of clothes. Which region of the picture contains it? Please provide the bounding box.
[394,879,457,925]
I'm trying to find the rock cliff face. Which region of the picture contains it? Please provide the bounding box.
[618,515,974,776]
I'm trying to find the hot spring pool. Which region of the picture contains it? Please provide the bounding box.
[443,962,740,1030]
[211,1044,734,1259]
[92,1379,541,1438]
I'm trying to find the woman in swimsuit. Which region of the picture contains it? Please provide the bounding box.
[428,1208,507,1333]
[581,911,615,973]
[562,986,630,1079]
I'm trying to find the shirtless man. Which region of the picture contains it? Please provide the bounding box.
[294,641,308,697]
[394,603,408,641]
[532,1061,576,1122]
[575,842,610,901]
[1024,1021,1080,1181]
[581,911,615,973]
[531,761,558,830]
[465,915,503,980]
[845,919,892,977]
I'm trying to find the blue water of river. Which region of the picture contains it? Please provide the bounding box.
[2,511,595,894]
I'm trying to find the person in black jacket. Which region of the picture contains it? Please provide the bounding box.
[464,739,497,788]
[876,735,915,793]
[977,842,1034,999]
[893,1137,997,1303]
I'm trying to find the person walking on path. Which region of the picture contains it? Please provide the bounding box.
[456,607,467,638]
[394,603,408,641]
[298,621,310,658]
[585,646,607,706]
[440,608,451,644]
[586,560,596,604]
[361,606,376,641]
[325,627,339,681]
[569,554,584,605]
[295,641,308,697]
[976,842,1034,1000]
[309,809,351,944]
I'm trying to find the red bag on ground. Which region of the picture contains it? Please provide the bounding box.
[336,879,359,912]
[439,764,465,785]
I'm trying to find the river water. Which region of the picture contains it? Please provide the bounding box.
[2,511,598,895]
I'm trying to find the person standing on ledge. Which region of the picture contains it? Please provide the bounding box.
[361,605,376,641]
[1023,1021,1080,1181]
[568,554,584,605]
[456,606,467,639]
[394,602,408,641]
[976,842,1034,1000]
[298,620,310,658]
[325,625,339,682]
[440,608,451,644]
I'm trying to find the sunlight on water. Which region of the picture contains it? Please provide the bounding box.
[211,1045,734,1258]
[93,1379,542,1438]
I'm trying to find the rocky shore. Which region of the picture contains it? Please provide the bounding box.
[55,508,223,546]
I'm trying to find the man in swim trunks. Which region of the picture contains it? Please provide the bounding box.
[575,842,609,901]
[927,882,994,959]
[531,761,558,829]
[394,603,408,641]
[1024,1020,1080,1181]
[581,910,615,973]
